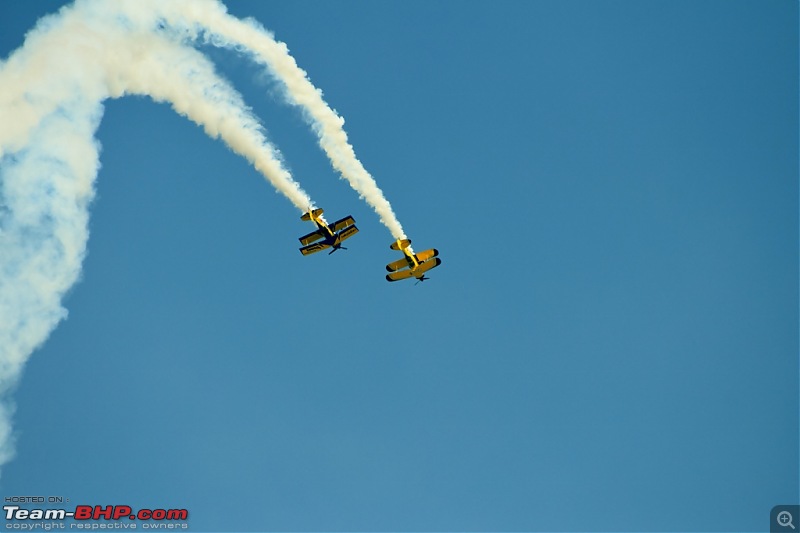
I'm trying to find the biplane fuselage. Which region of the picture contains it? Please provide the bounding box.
[298,208,358,255]
[385,239,441,282]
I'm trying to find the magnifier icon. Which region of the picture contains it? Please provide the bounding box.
[778,511,796,530]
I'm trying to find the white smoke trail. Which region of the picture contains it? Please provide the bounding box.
[129,0,410,241]
[0,1,315,473]
[105,32,314,212]
[1,4,314,209]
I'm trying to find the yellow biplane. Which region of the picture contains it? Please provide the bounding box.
[385,239,441,283]
[298,208,359,255]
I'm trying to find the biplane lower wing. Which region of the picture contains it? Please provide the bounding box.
[385,258,441,281]
[299,242,331,255]
[337,224,359,242]
[386,269,415,282]
[299,229,325,246]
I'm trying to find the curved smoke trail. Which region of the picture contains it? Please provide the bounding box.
[0,1,315,473]
[124,0,410,241]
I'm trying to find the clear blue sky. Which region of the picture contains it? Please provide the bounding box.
[1,1,797,531]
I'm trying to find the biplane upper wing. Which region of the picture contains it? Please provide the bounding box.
[415,248,439,263]
[330,216,356,233]
[416,257,442,274]
[386,257,411,272]
[299,242,331,255]
[386,269,416,282]
[299,229,325,246]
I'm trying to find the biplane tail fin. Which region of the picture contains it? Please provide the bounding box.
[301,208,325,221]
[390,239,412,251]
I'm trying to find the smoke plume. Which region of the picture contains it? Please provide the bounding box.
[127,0,410,241]
[0,0,319,472]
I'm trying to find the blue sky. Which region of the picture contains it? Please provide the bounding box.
[1,1,797,531]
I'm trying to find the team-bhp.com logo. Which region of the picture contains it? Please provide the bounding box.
[4,504,189,529]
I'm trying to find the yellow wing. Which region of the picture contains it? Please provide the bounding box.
[330,216,356,233]
[299,242,330,255]
[415,248,439,263]
[386,269,415,282]
[416,257,441,274]
[299,229,325,245]
[337,224,359,242]
[386,257,411,272]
